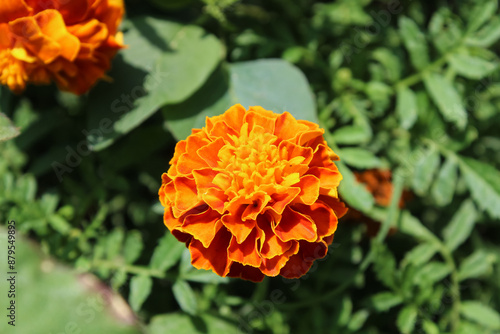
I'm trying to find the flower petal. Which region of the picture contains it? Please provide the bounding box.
[189,227,232,277]
[227,229,262,267]
[274,206,317,242]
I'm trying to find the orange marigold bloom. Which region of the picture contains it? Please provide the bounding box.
[0,0,125,95]
[159,104,347,282]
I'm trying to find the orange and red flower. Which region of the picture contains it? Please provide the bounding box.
[0,0,125,95]
[159,104,347,282]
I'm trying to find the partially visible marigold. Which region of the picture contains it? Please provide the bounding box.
[0,0,125,95]
[159,104,347,282]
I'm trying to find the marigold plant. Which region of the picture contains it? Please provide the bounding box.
[159,104,347,282]
[0,0,125,95]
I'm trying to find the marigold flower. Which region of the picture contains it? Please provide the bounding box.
[159,104,347,282]
[0,0,125,95]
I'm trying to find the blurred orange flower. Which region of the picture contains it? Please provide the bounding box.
[0,0,125,95]
[159,104,347,282]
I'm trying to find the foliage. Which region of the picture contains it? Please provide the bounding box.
[1,0,500,333]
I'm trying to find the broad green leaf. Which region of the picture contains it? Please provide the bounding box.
[412,146,440,196]
[422,320,440,334]
[165,59,317,140]
[461,301,500,330]
[398,211,435,242]
[458,250,495,281]
[129,275,153,312]
[123,230,143,264]
[0,113,19,142]
[150,232,185,272]
[431,157,457,206]
[0,228,140,334]
[337,162,375,212]
[172,280,198,315]
[399,17,429,70]
[459,156,500,219]
[332,125,372,145]
[87,17,223,150]
[370,292,403,312]
[149,313,239,334]
[181,268,229,284]
[396,87,418,129]
[442,199,477,251]
[414,262,452,286]
[397,305,418,334]
[402,243,438,267]
[466,0,498,33]
[466,16,500,47]
[449,54,498,80]
[347,309,370,331]
[339,148,381,169]
[423,73,467,130]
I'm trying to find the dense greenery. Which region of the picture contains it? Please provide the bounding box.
[1,0,500,333]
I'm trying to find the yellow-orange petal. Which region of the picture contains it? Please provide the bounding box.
[274,206,317,242]
[227,229,262,267]
[0,0,31,23]
[189,228,232,277]
[181,210,222,248]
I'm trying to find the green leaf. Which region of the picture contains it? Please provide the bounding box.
[47,215,71,235]
[461,301,500,330]
[150,232,185,271]
[398,211,435,242]
[332,125,371,145]
[399,17,429,70]
[466,16,500,47]
[442,199,477,251]
[422,320,440,334]
[86,17,223,150]
[149,313,239,334]
[423,73,467,130]
[0,113,20,142]
[339,148,381,169]
[172,280,198,315]
[449,53,498,80]
[123,230,143,264]
[129,275,153,312]
[414,262,452,286]
[396,87,418,130]
[337,162,374,212]
[459,156,500,219]
[370,292,403,312]
[164,59,317,140]
[466,0,498,33]
[431,157,457,206]
[402,243,438,267]
[181,269,229,284]
[397,305,418,334]
[106,228,125,260]
[372,243,397,289]
[347,309,370,331]
[412,146,440,196]
[458,250,495,281]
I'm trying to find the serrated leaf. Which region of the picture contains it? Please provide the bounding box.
[347,309,370,331]
[449,54,498,80]
[123,230,143,264]
[459,156,500,219]
[0,113,20,142]
[332,125,372,145]
[458,250,495,281]
[397,305,418,334]
[337,162,375,212]
[442,199,477,251]
[396,87,418,129]
[423,73,467,130]
[431,157,457,206]
[370,292,403,312]
[339,148,381,169]
[399,17,429,70]
[466,0,498,33]
[86,17,223,150]
[129,275,153,312]
[461,301,500,330]
[402,243,438,267]
[412,146,440,196]
[172,280,198,315]
[150,232,185,271]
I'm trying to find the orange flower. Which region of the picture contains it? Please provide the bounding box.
[159,104,347,282]
[0,0,125,95]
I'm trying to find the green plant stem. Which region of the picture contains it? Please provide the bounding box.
[92,259,168,279]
